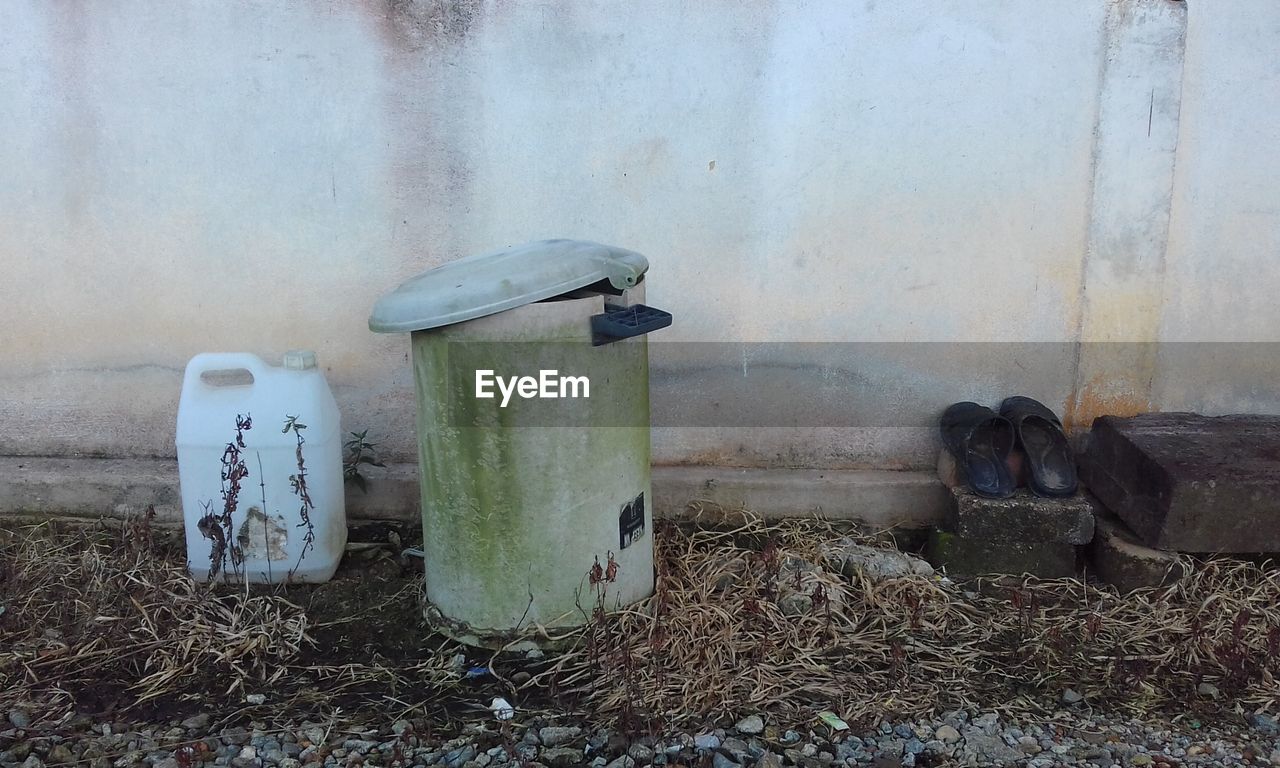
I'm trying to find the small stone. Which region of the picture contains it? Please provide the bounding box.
[245,694,266,706]
[903,738,924,756]
[834,741,858,762]
[514,744,537,762]
[1197,682,1220,698]
[182,714,212,731]
[735,716,764,736]
[960,733,1020,764]
[541,748,581,768]
[1018,737,1041,755]
[525,648,545,661]
[972,713,999,730]
[694,734,721,751]
[1250,713,1280,736]
[280,761,301,768]
[153,759,179,768]
[1131,756,1152,767]
[1061,689,1084,705]
[538,728,582,748]
[20,757,43,768]
[754,755,783,768]
[223,728,250,746]
[444,745,477,768]
[604,757,634,768]
[711,755,739,768]
[238,747,257,760]
[627,744,654,763]
[720,738,749,761]
[7,711,31,730]
[935,726,961,744]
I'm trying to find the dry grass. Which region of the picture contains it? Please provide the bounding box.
[0,518,458,726]
[529,516,1280,728]
[4,512,1280,731]
[0,519,304,714]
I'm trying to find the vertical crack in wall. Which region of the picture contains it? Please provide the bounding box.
[1068,0,1188,429]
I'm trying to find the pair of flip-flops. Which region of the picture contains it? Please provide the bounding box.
[940,396,1078,499]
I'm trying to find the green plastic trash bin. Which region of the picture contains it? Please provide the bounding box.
[369,239,670,647]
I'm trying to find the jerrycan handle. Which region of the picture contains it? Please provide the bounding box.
[183,353,270,394]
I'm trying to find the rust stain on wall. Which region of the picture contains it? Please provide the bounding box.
[1064,376,1151,432]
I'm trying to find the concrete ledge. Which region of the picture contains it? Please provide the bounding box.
[0,456,184,521]
[652,466,947,530]
[0,456,948,530]
[0,456,420,524]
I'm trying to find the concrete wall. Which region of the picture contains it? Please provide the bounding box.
[1,1,1277,482]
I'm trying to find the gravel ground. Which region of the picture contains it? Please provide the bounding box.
[4,707,1280,768]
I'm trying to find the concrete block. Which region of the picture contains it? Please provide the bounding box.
[945,486,1095,545]
[1084,413,1280,552]
[926,530,1078,579]
[1087,508,1187,592]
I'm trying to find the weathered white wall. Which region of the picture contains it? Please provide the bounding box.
[0,0,1276,473]
[1151,0,1280,414]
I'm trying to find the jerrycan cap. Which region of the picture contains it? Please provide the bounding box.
[283,349,318,370]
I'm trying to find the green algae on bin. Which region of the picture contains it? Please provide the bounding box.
[409,296,654,639]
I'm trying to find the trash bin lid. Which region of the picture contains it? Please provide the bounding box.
[369,239,649,333]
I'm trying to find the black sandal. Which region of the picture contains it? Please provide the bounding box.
[940,402,1016,498]
[999,396,1078,497]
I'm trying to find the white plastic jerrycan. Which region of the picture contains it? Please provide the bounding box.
[176,351,347,583]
